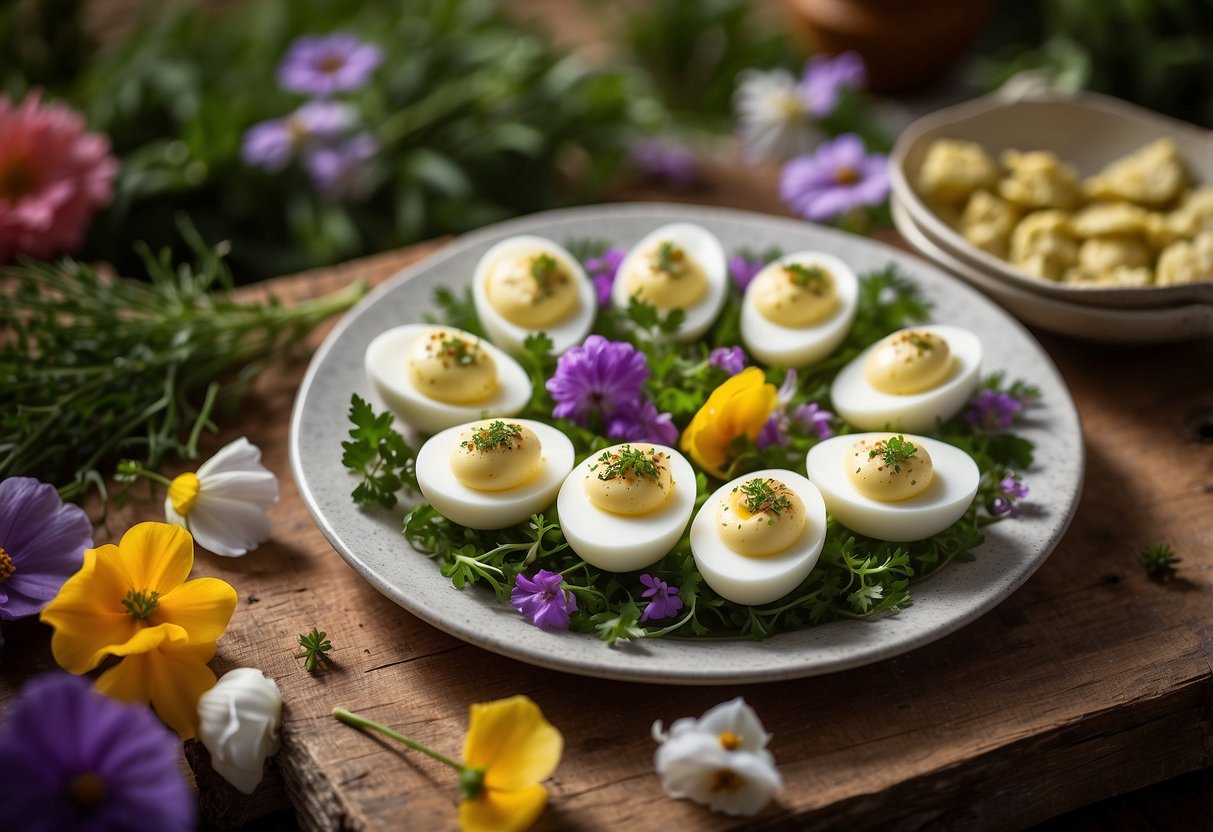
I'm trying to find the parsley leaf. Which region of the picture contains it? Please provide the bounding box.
[341,394,417,509]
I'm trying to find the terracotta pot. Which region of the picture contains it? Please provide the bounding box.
[785,0,993,94]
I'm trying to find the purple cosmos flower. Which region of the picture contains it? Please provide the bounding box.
[0,672,195,831]
[709,346,748,376]
[606,399,680,446]
[990,476,1030,518]
[241,100,355,172]
[278,33,383,96]
[800,51,866,118]
[780,133,890,223]
[966,389,1025,432]
[305,132,379,200]
[546,335,649,426]
[793,402,834,439]
[630,138,698,189]
[511,569,577,630]
[586,247,626,306]
[728,255,766,292]
[0,477,91,645]
[639,574,683,623]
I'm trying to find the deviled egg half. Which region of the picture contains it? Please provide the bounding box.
[472,236,596,355]
[831,325,982,432]
[690,470,827,606]
[416,418,575,530]
[612,223,727,342]
[557,443,696,572]
[806,432,979,542]
[365,324,531,435]
[741,252,859,368]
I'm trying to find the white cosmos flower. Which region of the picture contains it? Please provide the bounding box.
[165,437,279,557]
[734,69,817,165]
[197,668,284,794]
[652,697,782,817]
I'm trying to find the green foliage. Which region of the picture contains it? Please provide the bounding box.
[341,394,417,509]
[295,627,334,672]
[1,222,363,500]
[1141,542,1180,582]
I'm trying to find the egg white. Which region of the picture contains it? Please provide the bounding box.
[611,223,727,343]
[690,469,827,606]
[830,324,983,432]
[415,419,575,530]
[472,235,597,355]
[556,444,697,572]
[740,251,859,368]
[806,433,979,542]
[365,324,532,436]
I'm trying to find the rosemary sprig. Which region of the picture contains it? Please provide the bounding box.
[0,221,364,500]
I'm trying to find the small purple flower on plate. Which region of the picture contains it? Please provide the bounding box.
[512,569,577,630]
[709,346,748,376]
[780,133,889,223]
[639,574,683,622]
[606,399,680,446]
[278,33,383,96]
[792,402,834,440]
[586,247,626,306]
[546,335,649,427]
[728,255,765,293]
[991,476,1030,518]
[966,389,1025,432]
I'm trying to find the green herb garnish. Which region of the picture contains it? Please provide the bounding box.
[870,435,918,473]
[439,336,479,366]
[908,332,935,351]
[784,263,828,291]
[295,628,333,673]
[1141,542,1180,581]
[654,241,685,275]
[471,420,523,452]
[529,254,564,302]
[341,394,417,509]
[738,478,792,519]
[591,445,664,481]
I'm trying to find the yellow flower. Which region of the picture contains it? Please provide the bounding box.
[459,696,564,832]
[40,522,237,737]
[680,367,778,478]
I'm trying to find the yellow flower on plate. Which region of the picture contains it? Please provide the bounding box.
[334,694,563,832]
[680,367,778,478]
[459,695,564,832]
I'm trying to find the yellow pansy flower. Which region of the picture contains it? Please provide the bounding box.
[334,694,563,832]
[680,367,777,478]
[96,637,218,740]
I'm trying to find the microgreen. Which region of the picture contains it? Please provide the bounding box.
[908,332,935,351]
[738,478,791,517]
[529,254,563,301]
[1141,542,1180,581]
[471,421,523,452]
[655,241,684,275]
[439,337,479,367]
[870,435,918,473]
[784,263,828,290]
[341,394,417,509]
[591,446,664,481]
[295,628,333,673]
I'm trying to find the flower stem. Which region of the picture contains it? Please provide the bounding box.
[332,708,464,771]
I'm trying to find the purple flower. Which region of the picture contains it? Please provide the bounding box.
[709,346,748,376]
[792,402,834,439]
[586,247,626,306]
[606,399,680,446]
[630,138,698,189]
[965,389,1025,432]
[780,133,889,223]
[305,132,379,200]
[728,255,766,292]
[800,52,866,117]
[639,574,683,623]
[278,33,383,96]
[241,100,355,172]
[0,477,91,644]
[0,672,195,831]
[755,414,787,451]
[990,476,1030,518]
[546,335,649,427]
[512,569,577,630]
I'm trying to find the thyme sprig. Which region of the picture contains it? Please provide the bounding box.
[591,446,664,481]
[871,436,918,473]
[470,421,523,452]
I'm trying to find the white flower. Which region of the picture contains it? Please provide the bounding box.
[733,69,817,165]
[165,437,279,557]
[197,668,284,794]
[652,697,782,817]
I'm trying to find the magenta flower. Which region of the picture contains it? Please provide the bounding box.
[728,255,766,292]
[278,34,383,96]
[990,476,1030,518]
[546,335,649,426]
[512,570,577,630]
[793,402,834,439]
[800,52,866,117]
[639,574,683,622]
[241,100,355,173]
[0,92,117,263]
[630,138,698,189]
[709,346,748,376]
[755,415,787,451]
[305,132,379,200]
[966,390,1025,432]
[607,399,680,446]
[780,133,889,223]
[0,672,195,831]
[0,477,92,645]
[586,246,626,306]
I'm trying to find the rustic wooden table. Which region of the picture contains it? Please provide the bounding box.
[3,170,1212,831]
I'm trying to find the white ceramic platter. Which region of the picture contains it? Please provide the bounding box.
[290,203,1083,685]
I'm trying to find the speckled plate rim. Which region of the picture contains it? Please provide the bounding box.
[289,203,1084,685]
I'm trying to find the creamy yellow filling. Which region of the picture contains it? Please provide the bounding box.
[750,263,838,327]
[584,444,673,516]
[449,420,542,492]
[715,477,806,557]
[407,330,498,404]
[622,241,708,311]
[485,250,579,327]
[846,435,934,502]
[864,329,954,395]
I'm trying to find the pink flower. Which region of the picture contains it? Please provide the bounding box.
[0,92,117,263]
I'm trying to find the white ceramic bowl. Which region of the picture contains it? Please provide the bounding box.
[890,91,1213,311]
